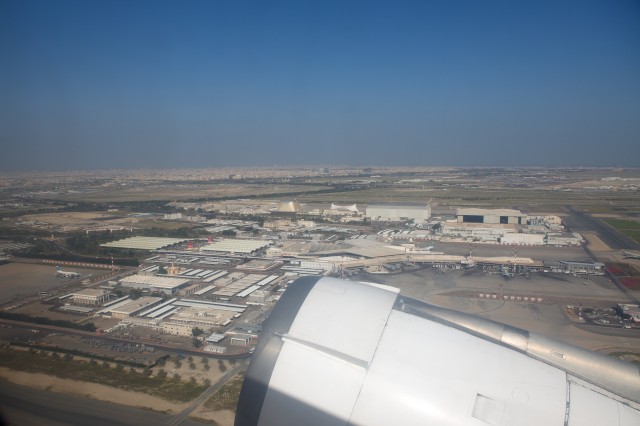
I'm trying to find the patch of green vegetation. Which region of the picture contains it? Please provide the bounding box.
[604,218,640,230]
[0,346,206,402]
[0,226,51,242]
[203,372,245,412]
[11,342,148,367]
[20,237,140,266]
[603,219,640,243]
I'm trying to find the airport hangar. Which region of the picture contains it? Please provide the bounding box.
[456,208,527,225]
[365,203,431,221]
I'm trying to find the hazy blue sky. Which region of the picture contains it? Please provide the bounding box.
[1,1,639,170]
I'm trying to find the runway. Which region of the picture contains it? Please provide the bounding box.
[564,207,640,251]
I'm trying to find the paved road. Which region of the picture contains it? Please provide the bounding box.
[0,381,204,426]
[167,360,247,425]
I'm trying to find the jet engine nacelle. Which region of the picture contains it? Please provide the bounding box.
[236,276,640,426]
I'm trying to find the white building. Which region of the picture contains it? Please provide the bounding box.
[299,259,334,271]
[366,204,431,222]
[162,306,236,335]
[204,345,228,354]
[546,232,583,246]
[441,222,516,243]
[500,233,545,246]
[163,213,183,220]
[119,275,191,295]
[71,289,110,306]
[248,290,269,305]
[200,239,272,254]
[100,236,190,250]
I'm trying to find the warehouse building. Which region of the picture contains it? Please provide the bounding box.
[456,208,527,225]
[101,236,191,250]
[71,289,110,306]
[298,259,335,271]
[109,297,162,319]
[365,203,431,222]
[200,239,272,254]
[119,274,191,295]
[162,306,236,336]
[500,233,545,246]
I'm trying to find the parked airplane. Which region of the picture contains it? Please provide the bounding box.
[623,251,640,260]
[55,266,80,279]
[236,276,640,426]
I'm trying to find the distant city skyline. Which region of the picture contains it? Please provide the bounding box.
[1,1,639,171]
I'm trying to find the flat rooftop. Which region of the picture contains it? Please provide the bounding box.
[101,236,190,250]
[201,239,271,254]
[71,288,107,297]
[169,306,236,325]
[237,259,282,271]
[214,273,267,297]
[120,274,191,289]
[110,297,162,315]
